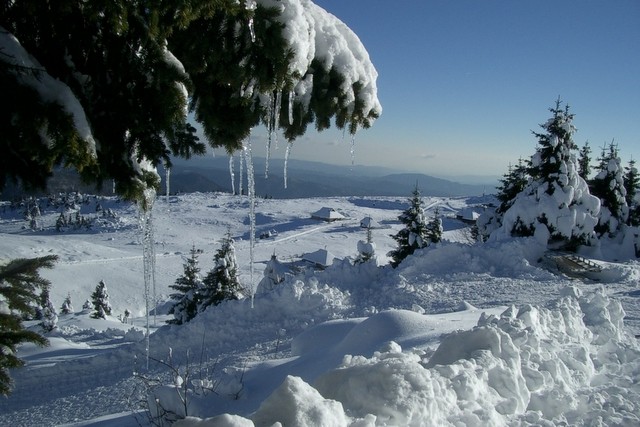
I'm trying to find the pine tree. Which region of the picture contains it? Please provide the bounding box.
[577,141,592,180]
[1,2,381,200]
[590,143,628,237]
[500,100,599,250]
[201,233,242,311]
[258,253,289,290]
[168,246,203,325]
[477,158,529,241]
[624,159,640,226]
[0,255,57,395]
[355,226,376,265]
[426,208,443,244]
[90,280,112,319]
[39,289,58,333]
[388,185,430,268]
[60,293,73,315]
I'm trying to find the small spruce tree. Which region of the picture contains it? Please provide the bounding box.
[90,280,112,319]
[39,289,58,333]
[426,207,443,244]
[388,185,430,268]
[0,255,57,395]
[590,143,628,237]
[577,141,592,180]
[355,226,376,265]
[60,293,73,314]
[168,246,203,325]
[200,232,242,311]
[477,158,530,241]
[624,159,640,226]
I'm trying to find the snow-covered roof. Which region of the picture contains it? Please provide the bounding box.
[301,248,336,267]
[360,216,380,228]
[311,207,346,221]
[457,207,482,222]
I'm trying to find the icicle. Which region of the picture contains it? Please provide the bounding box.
[139,187,156,369]
[284,141,293,189]
[246,0,257,43]
[229,155,236,195]
[274,89,282,149]
[239,151,244,195]
[243,136,257,308]
[350,128,357,168]
[165,166,171,203]
[265,93,274,179]
[288,90,295,125]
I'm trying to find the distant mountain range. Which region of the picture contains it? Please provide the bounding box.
[164,156,495,198]
[1,156,496,199]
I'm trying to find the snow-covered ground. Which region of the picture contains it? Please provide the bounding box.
[0,192,639,426]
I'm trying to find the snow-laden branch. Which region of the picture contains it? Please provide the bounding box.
[0,26,97,157]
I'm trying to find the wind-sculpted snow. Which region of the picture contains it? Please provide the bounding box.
[175,287,640,427]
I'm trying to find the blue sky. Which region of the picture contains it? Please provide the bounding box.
[251,0,640,181]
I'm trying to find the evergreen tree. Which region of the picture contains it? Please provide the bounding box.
[388,185,430,268]
[90,280,112,319]
[60,293,73,315]
[577,141,592,180]
[201,232,242,311]
[0,255,57,395]
[168,246,203,325]
[39,289,58,333]
[426,208,443,244]
[499,100,600,249]
[624,159,640,226]
[1,2,381,200]
[590,143,628,237]
[477,158,529,241]
[258,253,289,290]
[355,226,376,265]
[82,299,94,311]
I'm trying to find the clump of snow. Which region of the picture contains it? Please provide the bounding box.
[259,0,382,120]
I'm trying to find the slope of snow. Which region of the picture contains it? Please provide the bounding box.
[0,193,639,426]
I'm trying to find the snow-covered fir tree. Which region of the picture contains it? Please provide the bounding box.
[590,143,628,237]
[426,208,444,244]
[498,100,600,250]
[388,186,430,267]
[477,158,529,240]
[39,289,58,333]
[355,226,376,265]
[90,280,112,319]
[60,293,73,315]
[201,232,242,311]
[0,255,57,395]
[258,253,290,291]
[624,159,640,227]
[577,141,592,180]
[168,246,203,325]
[82,299,94,312]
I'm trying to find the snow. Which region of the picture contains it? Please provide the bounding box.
[1,193,639,427]
[259,0,382,121]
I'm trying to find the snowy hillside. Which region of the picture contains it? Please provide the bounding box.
[1,192,639,426]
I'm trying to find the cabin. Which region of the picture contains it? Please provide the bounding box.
[311,207,346,222]
[301,248,336,269]
[456,207,482,224]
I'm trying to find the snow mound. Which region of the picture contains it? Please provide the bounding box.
[184,288,636,427]
[310,288,640,426]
